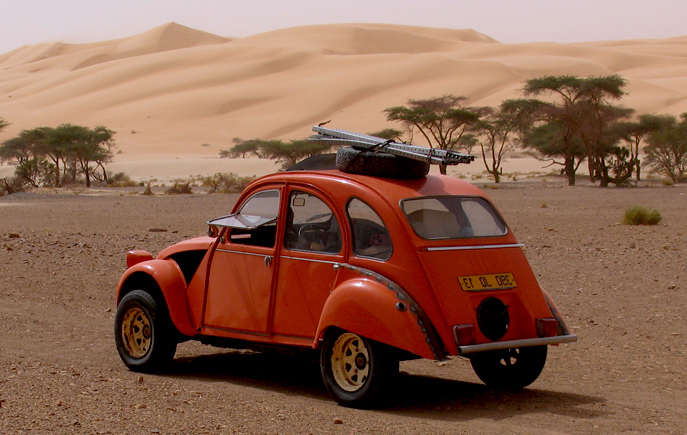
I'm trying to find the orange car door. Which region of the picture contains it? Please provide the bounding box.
[271,189,345,339]
[203,189,281,335]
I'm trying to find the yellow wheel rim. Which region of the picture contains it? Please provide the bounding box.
[331,333,370,392]
[121,307,152,358]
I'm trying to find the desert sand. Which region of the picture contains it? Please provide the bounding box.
[1,23,687,181]
[0,182,685,434]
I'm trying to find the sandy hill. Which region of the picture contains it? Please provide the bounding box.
[1,22,686,164]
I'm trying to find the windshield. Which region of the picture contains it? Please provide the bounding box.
[402,196,507,240]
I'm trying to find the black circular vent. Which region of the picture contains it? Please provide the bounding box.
[477,297,509,341]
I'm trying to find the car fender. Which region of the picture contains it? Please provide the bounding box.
[315,266,446,360]
[116,259,196,337]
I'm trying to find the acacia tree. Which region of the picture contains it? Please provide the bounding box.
[523,75,633,186]
[384,95,483,174]
[643,113,687,182]
[0,118,8,133]
[368,129,404,141]
[221,138,269,158]
[611,114,672,181]
[223,138,332,169]
[524,120,586,185]
[2,124,115,188]
[56,125,115,187]
[473,99,540,183]
[0,135,34,165]
[19,127,64,185]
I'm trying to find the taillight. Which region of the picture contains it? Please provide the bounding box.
[537,318,558,337]
[453,324,476,346]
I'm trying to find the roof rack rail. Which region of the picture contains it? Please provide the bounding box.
[310,126,474,166]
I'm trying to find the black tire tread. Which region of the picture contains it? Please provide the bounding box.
[114,290,177,373]
[320,329,399,408]
[470,345,547,390]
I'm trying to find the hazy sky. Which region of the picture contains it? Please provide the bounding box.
[2,0,686,54]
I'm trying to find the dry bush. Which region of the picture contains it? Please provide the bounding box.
[0,177,26,196]
[142,181,153,196]
[106,172,138,187]
[203,173,255,194]
[165,181,193,195]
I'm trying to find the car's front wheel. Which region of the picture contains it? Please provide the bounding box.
[114,290,177,372]
[320,330,398,408]
[469,346,547,389]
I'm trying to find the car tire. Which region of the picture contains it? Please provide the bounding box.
[336,147,430,179]
[469,346,547,389]
[114,290,177,373]
[320,330,398,408]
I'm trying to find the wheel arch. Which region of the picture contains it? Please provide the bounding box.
[116,260,196,337]
[314,273,444,360]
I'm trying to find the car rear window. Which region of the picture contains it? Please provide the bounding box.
[402,196,507,240]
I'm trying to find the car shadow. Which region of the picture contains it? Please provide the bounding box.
[162,350,606,421]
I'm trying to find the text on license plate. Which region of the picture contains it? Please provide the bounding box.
[457,273,517,291]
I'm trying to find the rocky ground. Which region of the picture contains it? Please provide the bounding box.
[0,179,685,434]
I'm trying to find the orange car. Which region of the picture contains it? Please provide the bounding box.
[114,129,576,408]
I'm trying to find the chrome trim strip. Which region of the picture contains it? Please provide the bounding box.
[216,249,268,258]
[457,334,578,355]
[426,243,525,252]
[280,255,339,265]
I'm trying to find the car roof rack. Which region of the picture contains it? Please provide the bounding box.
[309,126,475,166]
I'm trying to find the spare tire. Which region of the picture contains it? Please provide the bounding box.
[336,147,430,179]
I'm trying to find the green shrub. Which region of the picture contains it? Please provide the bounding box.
[622,206,662,225]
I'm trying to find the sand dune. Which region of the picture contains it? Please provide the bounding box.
[1,22,686,179]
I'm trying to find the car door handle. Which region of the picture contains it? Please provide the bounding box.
[264,255,273,267]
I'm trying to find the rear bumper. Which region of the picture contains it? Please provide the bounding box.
[457,334,578,355]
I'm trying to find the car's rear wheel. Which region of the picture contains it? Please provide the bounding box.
[320,330,398,408]
[470,346,547,389]
[114,290,177,372]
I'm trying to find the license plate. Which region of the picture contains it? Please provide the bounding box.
[458,273,517,291]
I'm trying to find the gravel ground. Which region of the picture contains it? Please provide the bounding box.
[1,180,685,434]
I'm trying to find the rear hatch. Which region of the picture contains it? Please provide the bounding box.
[401,196,553,345]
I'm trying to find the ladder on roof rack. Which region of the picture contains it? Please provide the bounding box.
[309,126,474,166]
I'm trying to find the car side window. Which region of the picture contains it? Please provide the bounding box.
[229,189,280,247]
[284,191,342,254]
[346,198,392,260]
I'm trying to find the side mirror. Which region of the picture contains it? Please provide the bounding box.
[207,225,220,238]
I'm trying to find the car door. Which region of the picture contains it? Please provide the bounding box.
[203,188,282,335]
[271,188,346,339]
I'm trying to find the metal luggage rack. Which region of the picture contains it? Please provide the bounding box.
[310,126,475,166]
